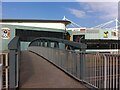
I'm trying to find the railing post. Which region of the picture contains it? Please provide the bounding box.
[54,42,59,48]
[80,50,85,80]
[47,41,51,47]
[39,40,41,46]
[103,54,107,89]
[8,37,20,89]
[9,50,16,88]
[42,40,45,47]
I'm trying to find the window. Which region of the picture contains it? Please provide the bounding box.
[111,32,116,36]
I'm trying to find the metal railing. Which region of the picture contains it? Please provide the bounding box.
[84,53,120,89]
[0,53,9,89]
[8,36,21,89]
[28,37,93,87]
[28,37,120,89]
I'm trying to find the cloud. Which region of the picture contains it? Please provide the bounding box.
[68,8,86,18]
[85,2,118,20]
[75,0,119,2]
[67,2,118,20]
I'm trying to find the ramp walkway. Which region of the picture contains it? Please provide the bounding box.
[7,37,120,89]
[19,51,88,88]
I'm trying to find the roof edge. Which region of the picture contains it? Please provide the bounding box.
[0,19,71,25]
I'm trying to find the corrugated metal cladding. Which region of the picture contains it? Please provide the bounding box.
[1,19,71,51]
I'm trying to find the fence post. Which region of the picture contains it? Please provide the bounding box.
[39,40,41,46]
[8,37,20,89]
[47,41,51,47]
[103,54,107,88]
[9,50,16,88]
[42,40,45,47]
[80,49,85,80]
[54,42,59,48]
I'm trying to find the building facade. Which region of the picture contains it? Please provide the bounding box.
[0,19,71,51]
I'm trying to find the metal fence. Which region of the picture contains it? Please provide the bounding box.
[28,37,120,89]
[0,53,9,89]
[84,53,120,89]
[28,47,85,80]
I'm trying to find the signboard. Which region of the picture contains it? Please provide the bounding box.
[103,31,108,38]
[1,28,10,39]
[80,28,86,32]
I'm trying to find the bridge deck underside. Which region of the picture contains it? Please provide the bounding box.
[19,51,87,88]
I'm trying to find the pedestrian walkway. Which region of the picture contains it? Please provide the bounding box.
[19,51,88,88]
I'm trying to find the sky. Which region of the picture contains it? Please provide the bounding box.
[2,2,118,28]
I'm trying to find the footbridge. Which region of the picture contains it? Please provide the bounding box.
[8,37,90,89]
[0,37,119,89]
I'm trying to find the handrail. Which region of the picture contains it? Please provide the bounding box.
[8,36,20,50]
[29,37,87,50]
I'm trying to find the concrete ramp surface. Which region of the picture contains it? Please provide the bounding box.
[19,51,88,88]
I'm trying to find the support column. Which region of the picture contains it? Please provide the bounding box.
[9,50,16,89]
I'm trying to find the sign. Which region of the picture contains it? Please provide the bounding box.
[80,29,86,32]
[1,28,10,39]
[104,31,108,38]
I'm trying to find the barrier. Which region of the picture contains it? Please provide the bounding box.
[28,37,120,89]
[8,37,20,89]
[84,53,120,89]
[0,53,9,89]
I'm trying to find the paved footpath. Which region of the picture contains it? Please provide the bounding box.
[19,51,88,89]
